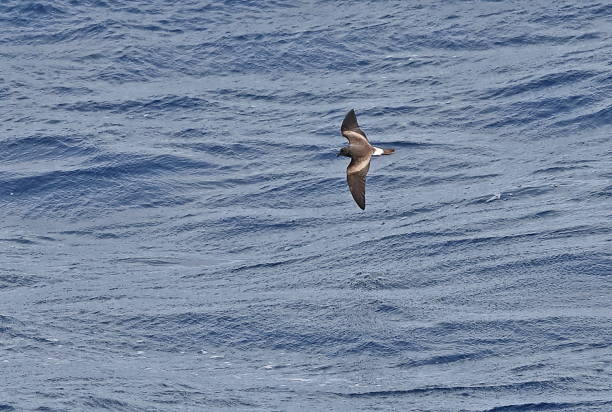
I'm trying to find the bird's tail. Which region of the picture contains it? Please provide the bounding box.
[373,147,395,155]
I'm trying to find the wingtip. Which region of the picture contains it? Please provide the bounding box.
[341,108,360,133]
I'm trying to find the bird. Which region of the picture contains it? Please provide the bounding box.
[337,109,395,210]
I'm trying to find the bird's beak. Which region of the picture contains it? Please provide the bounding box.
[336,151,341,157]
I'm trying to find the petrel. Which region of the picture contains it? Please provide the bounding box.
[337,109,395,210]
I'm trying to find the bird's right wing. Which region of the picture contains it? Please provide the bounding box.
[346,155,371,210]
[341,109,369,145]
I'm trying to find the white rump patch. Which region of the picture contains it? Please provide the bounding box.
[373,147,384,156]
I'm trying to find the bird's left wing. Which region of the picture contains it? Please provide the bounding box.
[346,155,371,210]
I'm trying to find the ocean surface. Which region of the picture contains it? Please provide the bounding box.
[1,1,611,411]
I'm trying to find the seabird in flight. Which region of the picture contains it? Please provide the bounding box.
[337,109,395,210]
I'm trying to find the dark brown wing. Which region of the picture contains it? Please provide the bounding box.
[346,155,371,210]
[341,109,369,145]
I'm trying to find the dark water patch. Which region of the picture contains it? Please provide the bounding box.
[0,315,26,329]
[216,88,277,102]
[594,183,612,199]
[484,94,594,129]
[402,32,487,51]
[376,55,442,71]
[560,254,611,278]
[539,225,611,241]
[0,2,66,18]
[124,22,184,35]
[149,390,258,409]
[483,400,612,412]
[0,86,12,99]
[94,232,121,239]
[583,341,612,351]
[193,171,309,205]
[396,75,443,87]
[374,303,400,313]
[368,105,427,117]
[356,229,467,252]
[73,51,107,62]
[0,237,37,245]
[590,4,612,17]
[492,32,591,48]
[0,134,98,162]
[532,165,591,174]
[342,340,400,356]
[171,128,209,140]
[230,256,312,274]
[81,66,155,83]
[171,140,282,161]
[114,257,179,266]
[81,396,132,411]
[54,95,212,114]
[342,273,408,291]
[109,45,186,74]
[331,377,575,398]
[1,152,214,197]
[109,310,358,353]
[81,220,162,234]
[553,104,612,130]
[0,273,41,289]
[179,33,377,75]
[82,294,127,303]
[481,70,601,99]
[247,177,339,201]
[46,86,94,96]
[397,351,492,368]
[416,171,497,186]
[416,316,604,348]
[510,362,547,373]
[9,20,125,45]
[415,232,543,257]
[519,209,560,220]
[476,9,515,19]
[456,251,609,284]
[385,172,498,189]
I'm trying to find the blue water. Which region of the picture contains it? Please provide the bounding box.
[1,1,611,410]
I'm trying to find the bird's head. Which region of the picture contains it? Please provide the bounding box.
[337,147,351,157]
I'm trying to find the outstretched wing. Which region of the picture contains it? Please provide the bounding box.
[341,109,369,145]
[346,155,371,210]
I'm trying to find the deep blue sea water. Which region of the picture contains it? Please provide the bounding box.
[1,1,611,411]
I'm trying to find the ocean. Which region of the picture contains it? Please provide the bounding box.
[1,1,611,410]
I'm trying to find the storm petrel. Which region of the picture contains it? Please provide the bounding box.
[337,109,395,210]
